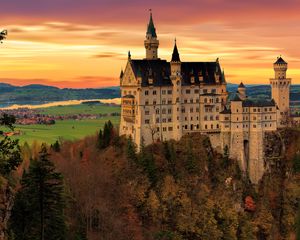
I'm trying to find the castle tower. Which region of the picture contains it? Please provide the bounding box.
[237,82,247,100]
[144,11,159,59]
[270,56,291,126]
[170,40,182,140]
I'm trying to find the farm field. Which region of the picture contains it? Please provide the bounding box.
[10,117,120,145]
[38,104,120,115]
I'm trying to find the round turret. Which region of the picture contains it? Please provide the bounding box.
[273,56,287,79]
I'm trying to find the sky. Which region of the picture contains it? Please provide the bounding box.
[0,0,300,88]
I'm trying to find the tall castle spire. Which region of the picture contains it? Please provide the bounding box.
[171,39,180,62]
[144,10,159,59]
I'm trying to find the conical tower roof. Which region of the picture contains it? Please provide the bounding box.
[171,40,180,62]
[147,12,157,38]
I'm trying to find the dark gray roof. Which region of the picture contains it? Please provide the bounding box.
[274,57,287,64]
[238,82,245,88]
[129,59,225,86]
[147,13,157,38]
[231,93,242,101]
[242,99,275,107]
[171,42,180,62]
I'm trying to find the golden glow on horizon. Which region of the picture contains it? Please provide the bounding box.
[1,17,300,88]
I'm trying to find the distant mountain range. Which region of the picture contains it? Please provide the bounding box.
[0,82,299,108]
[0,83,120,107]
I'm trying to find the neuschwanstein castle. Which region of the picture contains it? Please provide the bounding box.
[119,13,298,183]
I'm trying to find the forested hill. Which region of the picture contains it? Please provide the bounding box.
[34,127,300,239]
[0,83,120,107]
[0,83,300,107]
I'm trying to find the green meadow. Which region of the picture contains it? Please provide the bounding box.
[1,104,121,145]
[13,118,120,145]
[38,104,120,115]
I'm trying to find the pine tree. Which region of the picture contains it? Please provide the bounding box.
[0,113,21,175]
[9,144,66,240]
[126,136,137,164]
[51,140,60,152]
[98,121,114,149]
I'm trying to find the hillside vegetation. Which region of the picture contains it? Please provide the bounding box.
[42,127,300,240]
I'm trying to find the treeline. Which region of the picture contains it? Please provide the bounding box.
[2,119,300,239]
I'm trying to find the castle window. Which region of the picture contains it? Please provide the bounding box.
[145,119,150,124]
[197,117,199,120]
[145,110,150,115]
[264,108,268,112]
[186,89,191,94]
[185,125,188,129]
[217,124,219,129]
[157,127,160,132]
[168,127,173,131]
[162,109,166,114]
[205,125,208,129]
[216,107,219,112]
[156,109,159,114]
[162,90,166,95]
[168,109,172,114]
[216,115,219,120]
[181,107,185,113]
[191,117,193,120]
[196,107,199,112]
[237,109,239,113]
[253,108,256,112]
[196,99,199,103]
[190,108,193,113]
[162,99,166,104]
[190,99,193,103]
[153,90,157,95]
[168,90,172,94]
[197,124,199,129]
[258,108,261,112]
[253,124,256,128]
[185,117,187,121]
[253,117,256,120]
[153,100,156,105]
[145,100,149,105]
[176,98,179,103]
[168,118,172,122]
[168,100,172,104]
[270,124,272,127]
[211,124,213,129]
[203,89,208,94]
[270,116,272,120]
[204,98,208,103]
[210,99,214,103]
[156,118,160,123]
[216,98,219,103]
[162,118,167,123]
[145,90,149,95]
[163,127,167,132]
[184,99,188,103]
[212,89,216,94]
[204,116,208,121]
[269,108,272,111]
[210,116,214,121]
[195,89,199,94]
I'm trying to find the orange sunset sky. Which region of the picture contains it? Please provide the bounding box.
[0,0,300,88]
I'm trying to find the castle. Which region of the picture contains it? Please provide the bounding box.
[119,13,294,183]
